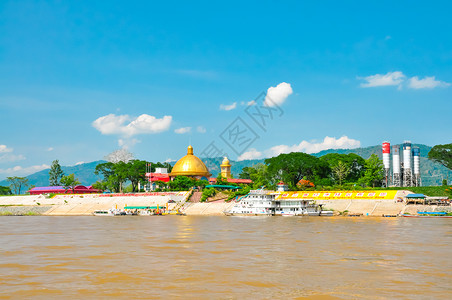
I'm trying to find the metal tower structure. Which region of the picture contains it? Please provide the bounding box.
[413,147,421,186]
[403,141,413,187]
[392,145,401,186]
[382,141,391,187]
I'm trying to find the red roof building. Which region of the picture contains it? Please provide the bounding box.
[28,185,101,195]
[145,173,170,182]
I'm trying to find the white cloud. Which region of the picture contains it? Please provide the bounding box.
[164,158,176,163]
[220,102,237,111]
[236,136,361,161]
[0,145,25,163]
[0,145,13,153]
[0,154,26,163]
[408,76,450,89]
[237,148,263,161]
[92,114,172,137]
[359,71,405,88]
[0,164,50,177]
[240,100,257,106]
[47,147,54,151]
[264,82,293,107]
[197,126,206,133]
[174,127,192,134]
[75,161,85,165]
[265,136,361,157]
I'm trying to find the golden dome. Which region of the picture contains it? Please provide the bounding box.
[169,145,212,177]
[221,157,230,166]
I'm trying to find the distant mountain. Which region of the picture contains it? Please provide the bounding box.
[1,144,451,188]
[0,160,106,188]
[311,144,432,159]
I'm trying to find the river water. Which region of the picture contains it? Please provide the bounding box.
[0,216,451,299]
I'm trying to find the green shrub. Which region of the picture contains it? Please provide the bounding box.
[227,186,251,201]
[24,211,38,216]
[201,188,216,202]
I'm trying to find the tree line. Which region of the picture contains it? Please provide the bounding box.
[1,143,451,195]
[239,152,385,190]
[93,160,173,193]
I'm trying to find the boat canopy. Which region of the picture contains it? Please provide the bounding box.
[406,194,426,198]
[205,185,241,189]
[124,206,161,209]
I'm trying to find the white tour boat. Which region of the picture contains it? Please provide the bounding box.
[224,189,321,216]
[93,208,126,216]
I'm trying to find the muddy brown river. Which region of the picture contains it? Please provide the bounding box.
[0,216,451,299]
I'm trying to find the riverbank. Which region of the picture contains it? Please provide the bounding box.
[1,193,451,216]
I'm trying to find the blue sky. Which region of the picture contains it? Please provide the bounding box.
[1,0,451,179]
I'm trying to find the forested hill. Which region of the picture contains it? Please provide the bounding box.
[311,144,433,159]
[0,160,106,187]
[1,144,450,188]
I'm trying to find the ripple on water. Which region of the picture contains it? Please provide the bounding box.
[0,216,451,298]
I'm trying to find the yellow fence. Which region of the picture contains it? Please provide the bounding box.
[274,190,398,200]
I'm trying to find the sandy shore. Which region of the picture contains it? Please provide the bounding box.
[0,193,450,216]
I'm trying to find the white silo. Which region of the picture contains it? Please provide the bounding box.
[403,141,413,187]
[382,141,391,187]
[392,145,401,186]
[413,147,421,186]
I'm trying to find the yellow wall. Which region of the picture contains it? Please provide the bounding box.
[274,190,398,200]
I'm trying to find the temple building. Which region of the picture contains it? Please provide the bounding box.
[142,145,252,191]
[169,145,212,181]
[220,157,232,178]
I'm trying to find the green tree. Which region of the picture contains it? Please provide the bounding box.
[239,163,272,189]
[196,179,209,190]
[153,180,169,191]
[216,173,229,186]
[95,162,123,192]
[149,161,173,173]
[359,154,384,187]
[125,160,147,192]
[265,152,330,190]
[332,161,350,186]
[92,180,108,192]
[95,159,169,193]
[428,143,452,170]
[60,174,81,193]
[112,161,129,193]
[6,177,29,195]
[49,159,64,186]
[0,186,12,195]
[320,153,366,182]
[239,166,252,179]
[168,176,196,191]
